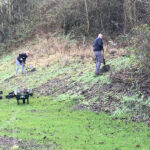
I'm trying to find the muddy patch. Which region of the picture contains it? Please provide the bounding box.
[34,74,86,97]
[34,76,73,96]
[34,75,122,114]
[0,136,55,150]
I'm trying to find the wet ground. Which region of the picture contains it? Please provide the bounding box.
[0,136,53,150]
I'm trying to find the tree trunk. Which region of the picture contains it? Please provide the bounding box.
[83,0,89,35]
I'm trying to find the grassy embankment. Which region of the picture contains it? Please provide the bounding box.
[0,36,149,150]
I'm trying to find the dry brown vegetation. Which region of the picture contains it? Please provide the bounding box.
[12,34,125,68]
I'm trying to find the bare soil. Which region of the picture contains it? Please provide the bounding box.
[34,75,123,114]
[0,136,53,150]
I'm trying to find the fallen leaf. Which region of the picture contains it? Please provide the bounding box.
[136,145,141,148]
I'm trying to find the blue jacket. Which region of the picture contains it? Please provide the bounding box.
[93,38,103,51]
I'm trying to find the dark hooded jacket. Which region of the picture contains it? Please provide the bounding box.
[17,53,28,64]
[93,38,103,51]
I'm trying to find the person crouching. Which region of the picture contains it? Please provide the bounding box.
[16,51,30,75]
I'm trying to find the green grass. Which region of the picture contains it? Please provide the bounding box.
[0,53,133,92]
[0,52,149,149]
[0,56,110,92]
[108,56,133,72]
[0,97,149,150]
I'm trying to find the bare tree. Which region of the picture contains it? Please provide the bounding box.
[83,0,89,35]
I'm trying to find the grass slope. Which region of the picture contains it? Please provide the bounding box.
[0,50,149,149]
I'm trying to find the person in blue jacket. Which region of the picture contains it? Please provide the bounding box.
[93,34,104,75]
[16,51,30,75]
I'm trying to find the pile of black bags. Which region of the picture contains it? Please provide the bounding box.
[5,91,16,99]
